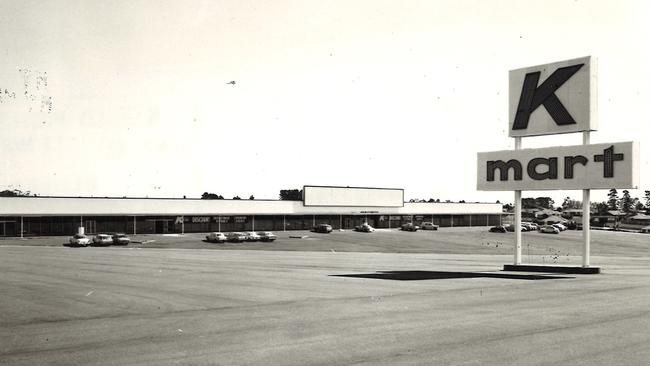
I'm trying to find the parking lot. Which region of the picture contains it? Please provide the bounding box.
[1,228,649,365]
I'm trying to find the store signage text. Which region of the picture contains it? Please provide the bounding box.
[477,142,638,191]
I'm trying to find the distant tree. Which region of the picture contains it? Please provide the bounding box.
[435,199,440,203]
[620,190,633,213]
[522,197,537,209]
[0,189,32,197]
[459,200,466,203]
[201,192,224,199]
[562,197,582,210]
[249,195,255,200]
[607,189,619,211]
[233,196,241,200]
[428,198,435,203]
[535,197,554,209]
[502,203,514,212]
[496,200,500,204]
[635,201,645,212]
[645,190,650,209]
[279,189,302,201]
[591,201,609,215]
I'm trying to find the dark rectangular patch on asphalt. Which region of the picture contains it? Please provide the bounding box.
[331,270,574,281]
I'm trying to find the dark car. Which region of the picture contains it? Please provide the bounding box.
[91,234,113,246]
[354,223,375,233]
[312,224,333,233]
[226,232,247,242]
[112,233,131,245]
[400,223,419,232]
[489,225,507,233]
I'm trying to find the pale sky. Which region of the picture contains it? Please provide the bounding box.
[1,0,649,205]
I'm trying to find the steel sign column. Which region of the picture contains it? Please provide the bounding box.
[514,137,522,265]
[20,216,23,239]
[583,131,591,267]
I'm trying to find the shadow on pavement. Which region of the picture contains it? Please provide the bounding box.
[331,270,574,281]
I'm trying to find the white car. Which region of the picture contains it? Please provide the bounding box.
[245,232,261,241]
[258,232,277,242]
[205,232,227,243]
[69,234,91,247]
[552,223,567,231]
[92,234,113,246]
[540,225,560,234]
[421,222,439,230]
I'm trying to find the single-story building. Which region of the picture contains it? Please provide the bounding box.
[0,186,505,237]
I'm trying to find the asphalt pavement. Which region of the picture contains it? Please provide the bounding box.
[0,229,649,365]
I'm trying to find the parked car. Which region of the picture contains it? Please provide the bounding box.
[552,223,567,231]
[258,232,277,242]
[205,232,227,243]
[489,225,507,233]
[312,224,333,233]
[112,233,131,245]
[400,223,419,231]
[68,234,91,247]
[354,223,375,232]
[522,222,538,231]
[420,222,439,230]
[505,224,528,232]
[226,232,247,242]
[92,233,113,246]
[540,225,560,234]
[245,232,261,241]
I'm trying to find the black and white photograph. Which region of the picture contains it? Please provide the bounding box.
[1,1,649,365]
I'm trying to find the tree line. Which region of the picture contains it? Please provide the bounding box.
[503,189,650,215]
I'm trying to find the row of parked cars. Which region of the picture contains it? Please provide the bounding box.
[311,222,440,234]
[400,222,440,231]
[489,222,568,234]
[205,231,277,243]
[68,233,131,247]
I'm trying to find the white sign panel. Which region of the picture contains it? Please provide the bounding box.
[477,142,639,191]
[303,186,404,207]
[509,56,596,137]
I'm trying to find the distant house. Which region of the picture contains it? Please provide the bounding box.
[620,213,650,232]
[562,209,583,219]
[539,215,567,225]
[591,210,628,229]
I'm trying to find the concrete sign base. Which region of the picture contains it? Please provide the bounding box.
[504,264,601,274]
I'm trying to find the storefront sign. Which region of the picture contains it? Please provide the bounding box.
[192,217,210,223]
[509,56,596,137]
[477,142,639,191]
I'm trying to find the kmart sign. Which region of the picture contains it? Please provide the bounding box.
[477,142,639,191]
[477,56,639,192]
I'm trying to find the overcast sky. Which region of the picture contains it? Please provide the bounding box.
[1,0,649,205]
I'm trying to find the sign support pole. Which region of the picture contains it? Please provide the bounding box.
[583,131,591,267]
[514,137,522,265]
